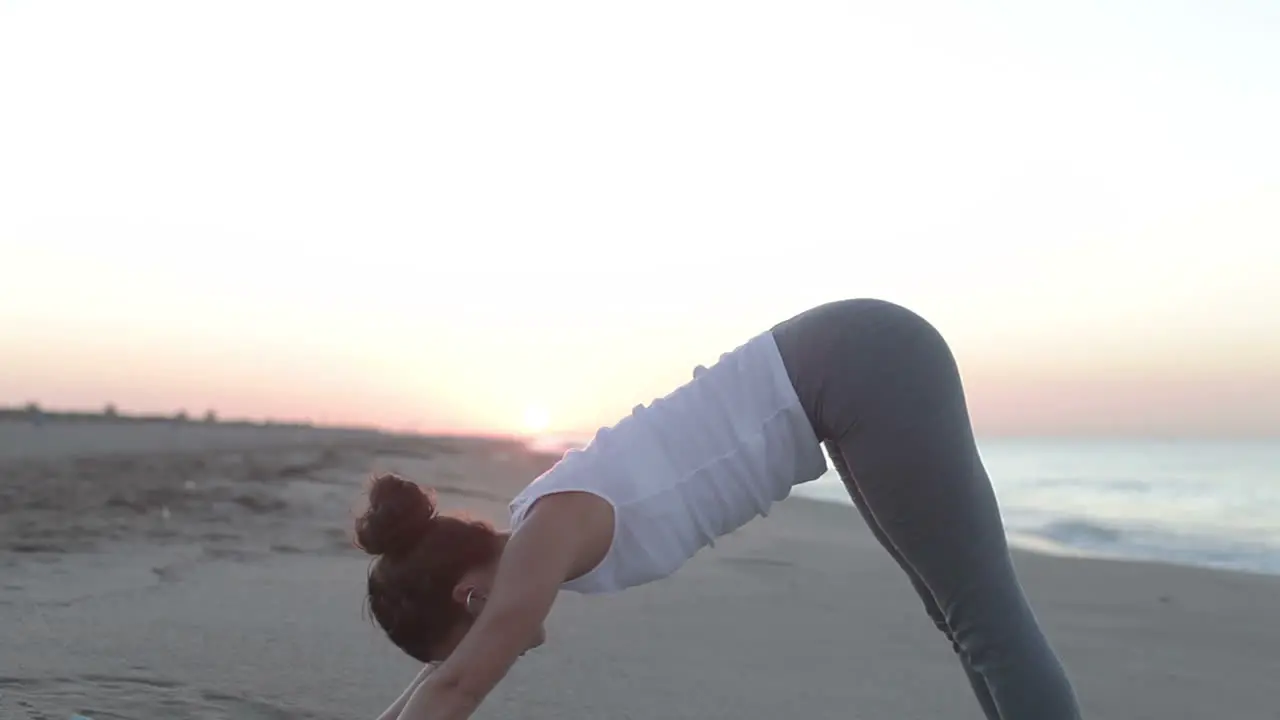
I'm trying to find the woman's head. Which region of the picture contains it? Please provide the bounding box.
[355,473,513,663]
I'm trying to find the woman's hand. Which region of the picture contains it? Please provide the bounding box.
[395,491,613,720]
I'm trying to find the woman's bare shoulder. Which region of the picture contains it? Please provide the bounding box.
[517,490,615,581]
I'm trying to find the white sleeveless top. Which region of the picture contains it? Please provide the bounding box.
[508,330,827,594]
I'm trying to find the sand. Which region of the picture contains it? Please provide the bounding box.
[2,420,1278,720]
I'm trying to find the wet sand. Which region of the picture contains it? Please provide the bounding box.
[2,419,1278,719]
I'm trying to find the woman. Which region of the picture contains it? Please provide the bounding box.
[357,298,1082,720]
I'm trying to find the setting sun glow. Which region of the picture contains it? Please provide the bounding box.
[521,406,551,435]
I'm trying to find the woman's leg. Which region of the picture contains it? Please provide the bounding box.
[826,441,1001,720]
[772,299,1080,720]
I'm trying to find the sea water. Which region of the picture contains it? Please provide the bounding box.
[792,438,1280,576]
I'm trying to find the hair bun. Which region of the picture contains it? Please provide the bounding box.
[355,474,437,557]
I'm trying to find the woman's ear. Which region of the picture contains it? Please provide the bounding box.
[453,557,500,615]
[451,582,475,608]
[452,576,490,617]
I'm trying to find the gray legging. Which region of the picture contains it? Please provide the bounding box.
[770,298,1081,720]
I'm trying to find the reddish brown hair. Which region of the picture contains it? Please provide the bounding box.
[355,473,500,663]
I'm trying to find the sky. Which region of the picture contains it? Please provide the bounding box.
[1,0,1278,439]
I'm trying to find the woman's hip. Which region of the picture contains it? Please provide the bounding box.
[769,298,965,442]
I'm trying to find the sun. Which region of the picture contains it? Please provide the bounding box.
[521,405,551,435]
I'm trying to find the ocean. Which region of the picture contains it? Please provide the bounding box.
[534,434,1280,576]
[792,438,1280,576]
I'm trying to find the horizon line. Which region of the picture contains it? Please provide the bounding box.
[3,403,1275,444]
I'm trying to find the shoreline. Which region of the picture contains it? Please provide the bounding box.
[794,488,1280,580]
[789,492,1280,583]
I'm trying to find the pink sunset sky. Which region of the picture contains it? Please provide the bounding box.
[2,1,1278,440]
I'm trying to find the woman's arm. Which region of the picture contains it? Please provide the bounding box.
[396,491,612,720]
[374,664,434,720]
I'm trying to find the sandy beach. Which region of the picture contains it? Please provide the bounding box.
[2,419,1278,720]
